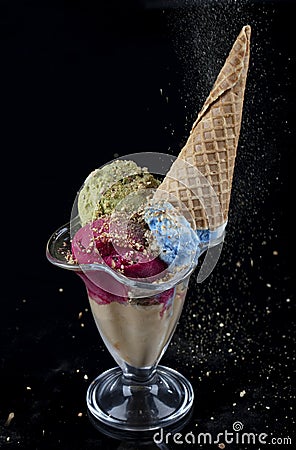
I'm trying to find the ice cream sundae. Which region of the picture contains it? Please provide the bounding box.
[47,25,251,430]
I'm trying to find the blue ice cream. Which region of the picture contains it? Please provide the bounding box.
[144,203,200,270]
[196,223,227,247]
[145,202,227,270]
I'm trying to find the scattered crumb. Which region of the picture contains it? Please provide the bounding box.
[5,412,14,427]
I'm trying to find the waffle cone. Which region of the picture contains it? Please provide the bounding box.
[156,25,251,230]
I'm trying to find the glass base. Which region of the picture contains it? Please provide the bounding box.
[86,365,194,431]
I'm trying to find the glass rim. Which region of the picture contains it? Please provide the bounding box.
[46,218,199,292]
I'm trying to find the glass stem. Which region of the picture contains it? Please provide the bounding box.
[122,364,157,384]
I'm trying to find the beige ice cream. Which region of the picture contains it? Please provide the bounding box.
[89,280,188,368]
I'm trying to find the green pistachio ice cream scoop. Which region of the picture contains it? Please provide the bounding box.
[78,159,160,225]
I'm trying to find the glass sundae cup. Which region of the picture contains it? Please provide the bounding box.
[46,153,225,431]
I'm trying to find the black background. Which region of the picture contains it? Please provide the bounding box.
[0,0,295,449]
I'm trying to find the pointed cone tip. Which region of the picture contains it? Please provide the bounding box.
[242,25,251,38]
